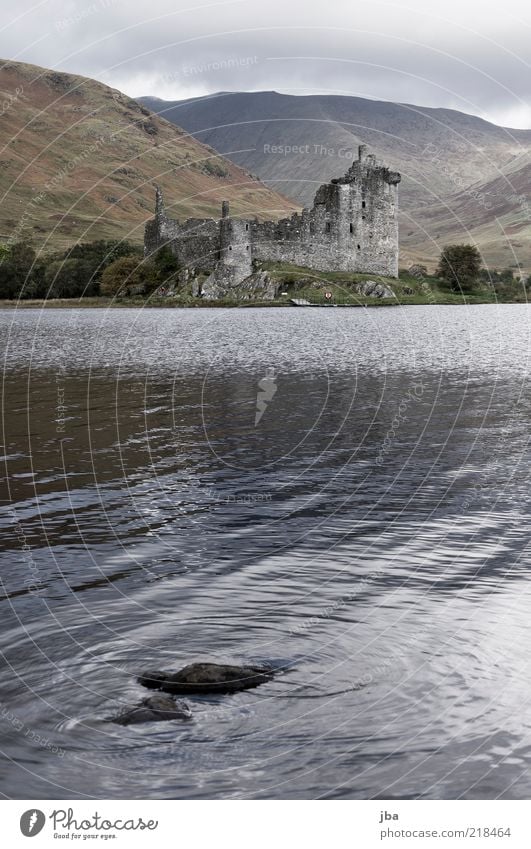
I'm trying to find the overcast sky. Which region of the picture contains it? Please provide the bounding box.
[1,0,530,127]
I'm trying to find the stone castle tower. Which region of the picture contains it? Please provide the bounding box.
[219,200,252,278]
[144,146,401,295]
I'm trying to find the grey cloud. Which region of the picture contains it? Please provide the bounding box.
[1,0,529,127]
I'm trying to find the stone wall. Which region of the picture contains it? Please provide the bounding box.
[145,211,219,272]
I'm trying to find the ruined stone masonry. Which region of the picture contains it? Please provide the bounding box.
[144,145,401,298]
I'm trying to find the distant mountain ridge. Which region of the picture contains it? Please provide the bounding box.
[141,90,531,270]
[0,62,296,252]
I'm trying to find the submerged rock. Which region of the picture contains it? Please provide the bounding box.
[111,694,192,726]
[138,662,274,694]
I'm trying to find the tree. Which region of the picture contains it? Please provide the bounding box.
[437,245,482,291]
[56,240,143,295]
[499,267,515,283]
[44,259,94,298]
[0,239,147,300]
[100,255,150,297]
[152,245,180,280]
[22,261,47,299]
[0,240,37,299]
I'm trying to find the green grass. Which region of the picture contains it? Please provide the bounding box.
[0,296,288,309]
[255,262,530,305]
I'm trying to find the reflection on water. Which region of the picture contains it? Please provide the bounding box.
[0,305,529,799]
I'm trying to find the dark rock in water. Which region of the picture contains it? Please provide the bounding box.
[138,662,274,694]
[111,694,192,726]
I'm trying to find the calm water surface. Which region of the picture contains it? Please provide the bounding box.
[0,304,529,799]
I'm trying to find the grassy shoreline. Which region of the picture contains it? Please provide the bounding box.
[1,295,528,309]
[1,264,528,308]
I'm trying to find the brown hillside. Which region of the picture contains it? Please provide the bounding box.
[0,61,296,252]
[403,161,531,271]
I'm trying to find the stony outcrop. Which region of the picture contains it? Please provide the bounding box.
[356,280,395,298]
[230,270,278,300]
[111,694,192,726]
[199,266,236,300]
[139,662,274,694]
[200,269,277,300]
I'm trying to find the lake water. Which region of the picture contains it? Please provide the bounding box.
[0,304,529,799]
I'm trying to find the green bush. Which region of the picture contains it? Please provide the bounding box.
[100,256,151,297]
[0,241,38,299]
[58,240,142,294]
[437,244,482,291]
[44,258,97,298]
[0,239,145,300]
[202,158,228,178]
[152,245,180,283]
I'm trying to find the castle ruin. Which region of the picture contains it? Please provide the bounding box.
[144,145,401,297]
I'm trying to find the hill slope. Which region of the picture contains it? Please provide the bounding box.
[141,91,531,270]
[0,63,296,252]
[406,161,531,269]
